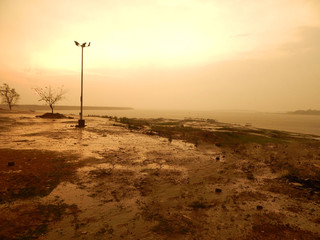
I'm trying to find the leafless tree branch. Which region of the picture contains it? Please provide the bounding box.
[34,86,65,114]
[0,83,20,110]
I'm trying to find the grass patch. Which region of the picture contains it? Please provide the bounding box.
[119,117,150,129]
[214,131,286,146]
[16,224,48,240]
[114,117,317,147]
[155,121,183,126]
[89,168,113,178]
[284,175,320,194]
[152,214,192,235]
[150,124,287,147]
[189,200,215,209]
[0,203,79,240]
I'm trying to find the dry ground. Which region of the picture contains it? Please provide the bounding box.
[0,110,320,240]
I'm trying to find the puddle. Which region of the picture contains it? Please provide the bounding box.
[1,170,22,174]
[78,162,188,177]
[0,116,125,159]
[44,182,100,210]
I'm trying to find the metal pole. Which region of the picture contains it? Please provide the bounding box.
[80,46,84,121]
[74,40,90,128]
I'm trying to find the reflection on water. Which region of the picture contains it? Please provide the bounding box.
[78,163,187,175]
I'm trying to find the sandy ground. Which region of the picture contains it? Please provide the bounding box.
[0,110,320,240]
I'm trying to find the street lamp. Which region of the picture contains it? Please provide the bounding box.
[74,41,91,128]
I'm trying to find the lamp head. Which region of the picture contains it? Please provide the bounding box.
[74,41,91,47]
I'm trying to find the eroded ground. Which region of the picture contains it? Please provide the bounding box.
[0,110,320,240]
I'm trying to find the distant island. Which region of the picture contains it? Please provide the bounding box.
[0,104,133,111]
[287,109,320,115]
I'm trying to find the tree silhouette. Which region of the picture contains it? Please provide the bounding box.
[34,86,65,114]
[0,83,20,110]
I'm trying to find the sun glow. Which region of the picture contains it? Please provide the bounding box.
[1,0,320,110]
[3,0,317,71]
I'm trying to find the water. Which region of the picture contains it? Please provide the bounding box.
[51,109,320,136]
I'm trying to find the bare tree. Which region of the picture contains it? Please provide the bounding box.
[34,86,65,114]
[0,83,20,110]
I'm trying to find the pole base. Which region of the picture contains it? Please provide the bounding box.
[77,119,86,128]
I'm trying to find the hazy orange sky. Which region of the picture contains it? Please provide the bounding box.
[0,0,320,111]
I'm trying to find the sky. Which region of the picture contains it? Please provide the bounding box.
[0,0,320,112]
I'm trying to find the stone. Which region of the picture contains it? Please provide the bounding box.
[256,205,263,210]
[291,182,303,187]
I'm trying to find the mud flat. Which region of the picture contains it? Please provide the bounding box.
[1,110,320,240]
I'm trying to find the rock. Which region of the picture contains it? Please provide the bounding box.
[256,205,263,210]
[8,162,15,166]
[145,130,157,136]
[291,182,303,187]
[313,163,320,169]
[182,215,192,220]
[215,188,222,193]
[216,156,220,161]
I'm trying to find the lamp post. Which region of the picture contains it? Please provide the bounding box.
[74,41,91,128]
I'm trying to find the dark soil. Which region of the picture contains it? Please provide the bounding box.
[0,202,79,240]
[36,113,73,119]
[0,149,77,203]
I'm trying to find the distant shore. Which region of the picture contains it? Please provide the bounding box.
[287,109,320,115]
[0,104,133,111]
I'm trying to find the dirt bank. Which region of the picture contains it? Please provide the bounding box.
[0,111,320,239]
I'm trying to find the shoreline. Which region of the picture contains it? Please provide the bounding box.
[0,104,133,111]
[3,107,320,136]
[1,111,320,239]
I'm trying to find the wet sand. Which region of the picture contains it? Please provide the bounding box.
[1,110,320,240]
